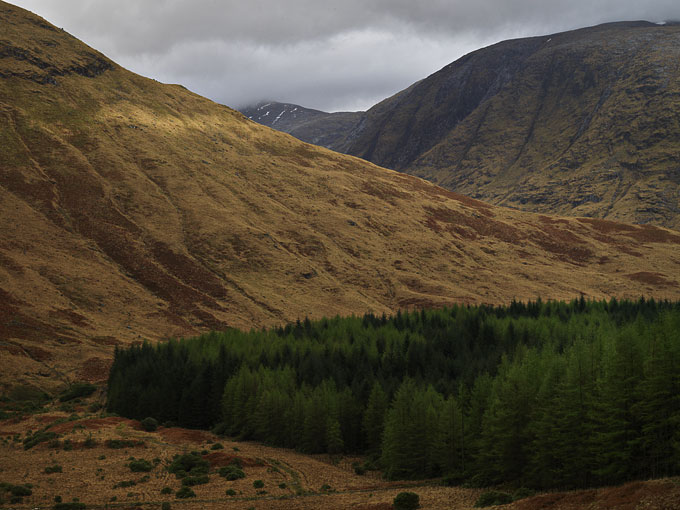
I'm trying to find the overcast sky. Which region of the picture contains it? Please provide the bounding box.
[10,0,680,112]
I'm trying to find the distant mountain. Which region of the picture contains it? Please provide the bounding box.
[3,2,680,390]
[240,101,361,151]
[246,22,680,230]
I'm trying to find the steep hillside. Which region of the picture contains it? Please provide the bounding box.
[249,22,680,229]
[2,2,680,390]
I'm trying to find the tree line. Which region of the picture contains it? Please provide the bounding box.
[106,297,680,489]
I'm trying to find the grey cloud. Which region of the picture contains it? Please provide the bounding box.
[11,0,680,111]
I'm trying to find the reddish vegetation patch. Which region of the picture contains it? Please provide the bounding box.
[627,272,678,287]
[0,343,24,356]
[511,479,680,510]
[47,416,132,434]
[423,206,519,244]
[23,344,53,361]
[528,223,593,265]
[91,336,121,346]
[35,414,63,425]
[578,218,680,244]
[361,181,410,204]
[48,308,90,327]
[77,357,112,382]
[157,426,213,444]
[204,452,263,468]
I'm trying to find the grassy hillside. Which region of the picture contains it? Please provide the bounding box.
[2,2,680,391]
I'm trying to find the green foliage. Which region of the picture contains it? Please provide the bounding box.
[175,486,196,499]
[44,464,63,474]
[105,439,143,449]
[23,430,58,450]
[113,480,136,488]
[219,464,245,480]
[226,488,236,496]
[140,417,159,432]
[53,503,86,510]
[59,382,96,402]
[253,479,264,488]
[210,442,224,450]
[161,487,172,494]
[181,475,209,486]
[474,491,513,507]
[167,453,209,479]
[393,491,420,510]
[128,458,153,472]
[162,503,171,510]
[107,299,680,489]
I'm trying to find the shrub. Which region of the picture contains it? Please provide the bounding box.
[161,487,172,495]
[219,465,245,480]
[253,480,264,488]
[175,486,196,499]
[394,491,420,510]
[474,491,513,507]
[44,464,63,474]
[140,417,159,432]
[226,488,236,496]
[167,453,209,479]
[113,480,136,489]
[53,503,86,510]
[354,465,366,475]
[23,430,58,450]
[210,442,224,450]
[83,435,97,448]
[59,382,96,402]
[128,458,153,472]
[181,475,210,486]
[162,503,171,510]
[105,439,142,449]
[278,483,287,489]
[512,488,536,500]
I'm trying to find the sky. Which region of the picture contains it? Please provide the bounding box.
[10,1,680,112]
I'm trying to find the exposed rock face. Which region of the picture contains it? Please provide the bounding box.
[244,22,680,230]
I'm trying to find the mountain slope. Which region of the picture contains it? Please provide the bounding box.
[2,2,680,390]
[247,22,680,229]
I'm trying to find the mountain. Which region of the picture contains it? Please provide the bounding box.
[3,2,680,390]
[240,101,361,151]
[245,22,680,230]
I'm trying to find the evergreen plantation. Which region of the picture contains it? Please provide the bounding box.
[106,298,680,489]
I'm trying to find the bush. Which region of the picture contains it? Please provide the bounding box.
[181,475,210,486]
[140,417,159,432]
[474,491,513,507]
[105,439,142,449]
[512,488,535,500]
[59,382,96,402]
[175,486,196,499]
[161,487,172,495]
[162,503,171,510]
[128,458,153,472]
[278,483,287,489]
[253,480,264,488]
[23,430,58,450]
[44,464,63,474]
[113,480,136,489]
[168,453,209,479]
[226,488,236,496]
[394,492,420,510]
[210,442,224,450]
[53,503,86,510]
[219,465,245,480]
